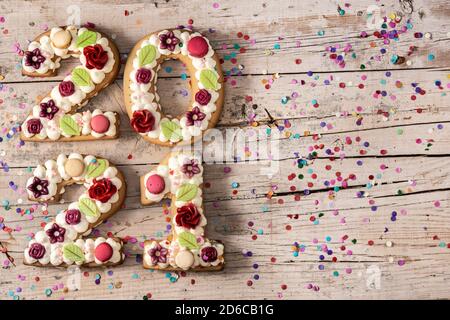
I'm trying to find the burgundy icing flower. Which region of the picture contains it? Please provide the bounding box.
[58,81,75,97]
[159,31,180,52]
[28,243,46,260]
[200,246,218,263]
[26,118,43,134]
[148,243,168,265]
[83,44,109,70]
[185,107,206,126]
[88,178,117,203]
[65,209,81,225]
[46,223,66,244]
[194,89,211,106]
[181,159,201,178]
[39,99,59,120]
[27,177,49,198]
[175,203,201,229]
[135,68,152,84]
[24,48,46,69]
[130,109,155,133]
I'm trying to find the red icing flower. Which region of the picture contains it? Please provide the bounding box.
[175,203,201,229]
[131,109,155,133]
[26,118,43,134]
[83,44,108,70]
[88,178,117,203]
[200,246,218,263]
[195,89,212,106]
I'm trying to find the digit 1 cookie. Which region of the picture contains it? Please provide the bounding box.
[23,154,126,267]
[20,26,120,141]
[141,152,224,271]
[123,28,224,146]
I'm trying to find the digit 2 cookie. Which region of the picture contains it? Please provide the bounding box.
[141,152,224,271]
[123,28,224,146]
[21,26,120,141]
[23,154,126,267]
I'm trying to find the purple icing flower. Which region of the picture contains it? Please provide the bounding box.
[159,31,180,52]
[59,81,75,97]
[200,246,218,263]
[148,243,168,265]
[135,68,152,84]
[46,223,66,244]
[185,107,206,127]
[27,177,49,198]
[26,118,43,134]
[65,209,81,225]
[28,243,46,260]
[39,99,59,120]
[195,89,211,106]
[24,48,46,69]
[181,159,201,178]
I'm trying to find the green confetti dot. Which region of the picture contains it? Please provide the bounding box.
[397,128,404,135]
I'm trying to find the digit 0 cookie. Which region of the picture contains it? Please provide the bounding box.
[124,28,224,146]
[141,152,224,271]
[23,153,126,267]
[21,26,120,142]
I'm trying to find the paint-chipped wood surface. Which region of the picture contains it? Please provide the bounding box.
[0,0,449,300]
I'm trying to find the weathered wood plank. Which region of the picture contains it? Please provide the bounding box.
[1,0,449,82]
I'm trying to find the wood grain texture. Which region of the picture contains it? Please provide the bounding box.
[0,0,449,300]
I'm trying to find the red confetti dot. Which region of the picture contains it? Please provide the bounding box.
[286,225,292,231]
[237,32,243,38]
[252,235,257,240]
[281,284,287,290]
[368,240,374,246]
[271,257,277,263]
[127,154,133,159]
[295,58,302,65]
[247,280,253,286]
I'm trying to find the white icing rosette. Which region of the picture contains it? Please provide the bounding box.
[144,240,171,268]
[23,231,51,265]
[153,29,183,55]
[143,165,170,202]
[22,37,57,74]
[172,205,207,237]
[55,202,91,235]
[131,102,161,139]
[79,36,115,84]
[197,242,224,267]
[50,75,87,112]
[94,237,122,264]
[88,109,117,138]
[49,26,78,58]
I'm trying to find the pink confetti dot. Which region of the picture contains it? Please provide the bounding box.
[434,201,441,207]
[213,2,219,9]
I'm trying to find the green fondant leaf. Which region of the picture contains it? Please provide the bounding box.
[138,45,157,66]
[63,243,85,262]
[60,115,81,136]
[76,30,97,48]
[199,69,219,90]
[86,159,108,179]
[178,232,199,250]
[78,198,99,218]
[72,68,92,87]
[160,120,182,141]
[176,184,198,202]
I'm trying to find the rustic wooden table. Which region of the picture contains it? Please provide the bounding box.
[0,0,449,300]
